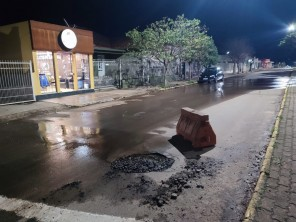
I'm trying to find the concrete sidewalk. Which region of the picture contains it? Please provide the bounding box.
[0,71,245,122]
[244,75,296,221]
[0,68,282,122]
[0,81,194,122]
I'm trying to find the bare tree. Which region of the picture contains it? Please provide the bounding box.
[225,39,254,74]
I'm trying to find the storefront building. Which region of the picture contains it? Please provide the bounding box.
[0,20,94,100]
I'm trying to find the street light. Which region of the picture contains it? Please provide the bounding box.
[248,59,253,72]
[288,24,295,32]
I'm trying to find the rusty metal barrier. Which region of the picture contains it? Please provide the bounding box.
[176,107,216,148]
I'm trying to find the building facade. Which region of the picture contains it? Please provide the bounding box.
[0,20,94,100]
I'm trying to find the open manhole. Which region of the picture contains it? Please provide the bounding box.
[111,153,175,173]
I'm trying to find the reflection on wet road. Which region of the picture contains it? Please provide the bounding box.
[0,70,292,201]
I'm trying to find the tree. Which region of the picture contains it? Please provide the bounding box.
[279,31,296,49]
[126,15,218,85]
[126,16,180,86]
[279,31,296,64]
[225,39,254,74]
[170,15,218,79]
[181,34,218,78]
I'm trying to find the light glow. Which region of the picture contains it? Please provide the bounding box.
[288,24,295,32]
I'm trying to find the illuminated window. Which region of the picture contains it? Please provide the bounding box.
[36,51,56,93]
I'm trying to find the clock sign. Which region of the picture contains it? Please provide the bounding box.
[59,29,77,50]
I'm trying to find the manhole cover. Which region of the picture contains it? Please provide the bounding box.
[111,153,175,173]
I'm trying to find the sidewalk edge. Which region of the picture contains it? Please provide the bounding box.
[243,86,289,221]
[0,104,68,123]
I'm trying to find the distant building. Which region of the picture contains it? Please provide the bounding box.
[261,59,274,69]
[92,33,128,88]
[93,33,127,60]
[217,55,260,73]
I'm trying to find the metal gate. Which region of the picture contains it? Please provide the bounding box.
[0,61,35,105]
[93,59,119,88]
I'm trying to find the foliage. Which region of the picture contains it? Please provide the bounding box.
[182,34,218,73]
[279,31,296,49]
[126,15,218,82]
[126,16,182,70]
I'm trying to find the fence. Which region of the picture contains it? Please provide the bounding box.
[93,58,200,89]
[0,61,35,105]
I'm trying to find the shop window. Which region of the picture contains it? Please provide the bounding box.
[36,51,56,93]
[76,54,90,89]
[56,52,74,92]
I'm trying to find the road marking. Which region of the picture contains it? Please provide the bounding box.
[0,195,139,222]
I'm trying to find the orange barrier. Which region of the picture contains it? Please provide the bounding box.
[176,107,216,148]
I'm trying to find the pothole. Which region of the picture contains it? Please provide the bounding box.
[110,153,175,173]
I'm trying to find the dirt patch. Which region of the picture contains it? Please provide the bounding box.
[106,155,222,208]
[41,181,85,206]
[0,210,39,222]
[141,158,222,207]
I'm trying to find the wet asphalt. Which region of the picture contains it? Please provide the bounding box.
[0,70,292,218]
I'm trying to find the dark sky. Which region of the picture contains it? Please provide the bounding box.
[2,0,296,62]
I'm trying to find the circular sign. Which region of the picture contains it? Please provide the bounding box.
[60,29,77,50]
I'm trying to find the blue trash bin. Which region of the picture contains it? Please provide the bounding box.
[39,74,49,88]
[78,80,84,89]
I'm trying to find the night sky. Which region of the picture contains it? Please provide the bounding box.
[1,0,296,63]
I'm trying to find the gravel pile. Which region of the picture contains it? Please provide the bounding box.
[142,158,222,207]
[110,153,175,173]
[107,153,222,208]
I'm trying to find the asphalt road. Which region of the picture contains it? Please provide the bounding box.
[0,70,292,221]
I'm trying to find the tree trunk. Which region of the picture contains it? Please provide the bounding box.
[164,61,168,87]
[119,59,122,88]
[189,62,192,81]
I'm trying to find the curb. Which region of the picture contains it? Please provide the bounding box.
[0,104,68,123]
[0,195,139,222]
[243,85,289,221]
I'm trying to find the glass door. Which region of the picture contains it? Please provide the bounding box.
[76,54,90,89]
[56,52,74,92]
[36,51,56,93]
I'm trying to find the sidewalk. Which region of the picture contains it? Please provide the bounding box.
[0,68,280,122]
[0,71,248,122]
[0,88,143,122]
[0,81,195,122]
[244,75,296,221]
[0,70,271,122]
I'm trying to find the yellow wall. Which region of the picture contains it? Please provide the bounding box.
[72,53,78,90]
[89,54,94,89]
[53,52,61,93]
[0,21,41,95]
[0,21,33,61]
